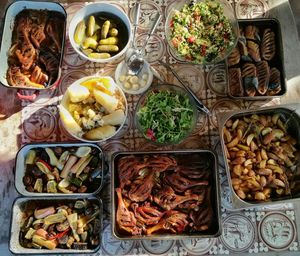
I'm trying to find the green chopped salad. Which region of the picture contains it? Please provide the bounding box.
[169,0,236,64]
[137,90,195,144]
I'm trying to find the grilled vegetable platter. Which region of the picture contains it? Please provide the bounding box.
[15,143,103,196]
[10,197,102,254]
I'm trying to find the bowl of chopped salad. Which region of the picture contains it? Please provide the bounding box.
[135,84,198,145]
[165,0,238,65]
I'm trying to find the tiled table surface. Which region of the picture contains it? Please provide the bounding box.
[1,0,300,255]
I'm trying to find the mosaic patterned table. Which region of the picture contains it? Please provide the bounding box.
[1,0,299,255]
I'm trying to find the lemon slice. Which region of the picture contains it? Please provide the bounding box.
[75,146,92,158]
[81,77,114,95]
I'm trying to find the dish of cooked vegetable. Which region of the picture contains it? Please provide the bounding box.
[22,146,102,194]
[136,85,197,144]
[19,199,101,250]
[59,76,127,142]
[168,0,236,64]
[73,13,129,59]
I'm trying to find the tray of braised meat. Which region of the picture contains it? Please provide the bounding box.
[226,18,286,99]
[111,150,221,239]
[0,1,66,92]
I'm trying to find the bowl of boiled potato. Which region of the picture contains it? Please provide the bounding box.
[69,3,131,62]
[59,76,127,142]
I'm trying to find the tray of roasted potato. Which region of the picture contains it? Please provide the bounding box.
[219,105,300,208]
[226,18,286,100]
[111,150,221,239]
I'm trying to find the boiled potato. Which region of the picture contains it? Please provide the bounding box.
[58,105,82,135]
[68,84,90,103]
[93,89,118,113]
[84,125,116,140]
[102,109,125,126]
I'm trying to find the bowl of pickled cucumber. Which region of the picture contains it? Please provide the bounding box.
[69,3,131,63]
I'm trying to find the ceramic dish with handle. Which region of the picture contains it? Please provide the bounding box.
[0,0,66,101]
[10,196,102,254]
[14,142,104,197]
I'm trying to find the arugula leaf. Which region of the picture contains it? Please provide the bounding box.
[137,90,194,143]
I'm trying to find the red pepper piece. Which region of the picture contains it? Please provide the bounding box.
[47,227,70,240]
[36,159,52,172]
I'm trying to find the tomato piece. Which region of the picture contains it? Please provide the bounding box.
[188,36,196,43]
[200,45,207,56]
[170,19,174,27]
[172,38,179,48]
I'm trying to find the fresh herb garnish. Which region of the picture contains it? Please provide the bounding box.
[137,90,194,143]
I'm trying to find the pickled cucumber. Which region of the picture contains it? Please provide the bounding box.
[99,37,119,45]
[88,52,111,59]
[81,37,98,50]
[87,15,95,37]
[97,45,119,52]
[74,21,86,44]
[101,20,110,39]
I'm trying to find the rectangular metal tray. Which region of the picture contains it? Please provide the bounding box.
[0,0,66,90]
[14,142,104,197]
[226,18,287,100]
[111,150,221,240]
[9,196,102,254]
[218,103,300,209]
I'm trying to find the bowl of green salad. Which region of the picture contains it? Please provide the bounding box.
[165,0,238,65]
[135,84,198,145]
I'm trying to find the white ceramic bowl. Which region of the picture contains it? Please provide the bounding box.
[59,76,128,143]
[115,60,153,95]
[69,3,132,63]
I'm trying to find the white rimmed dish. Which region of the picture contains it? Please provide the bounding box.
[69,3,131,63]
[59,75,128,143]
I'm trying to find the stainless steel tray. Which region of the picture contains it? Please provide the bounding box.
[14,142,104,197]
[111,150,221,240]
[9,196,102,254]
[226,18,287,100]
[218,103,300,209]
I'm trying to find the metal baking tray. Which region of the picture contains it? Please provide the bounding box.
[218,103,300,209]
[0,1,66,99]
[14,142,104,197]
[111,150,221,240]
[9,196,102,254]
[226,18,287,100]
